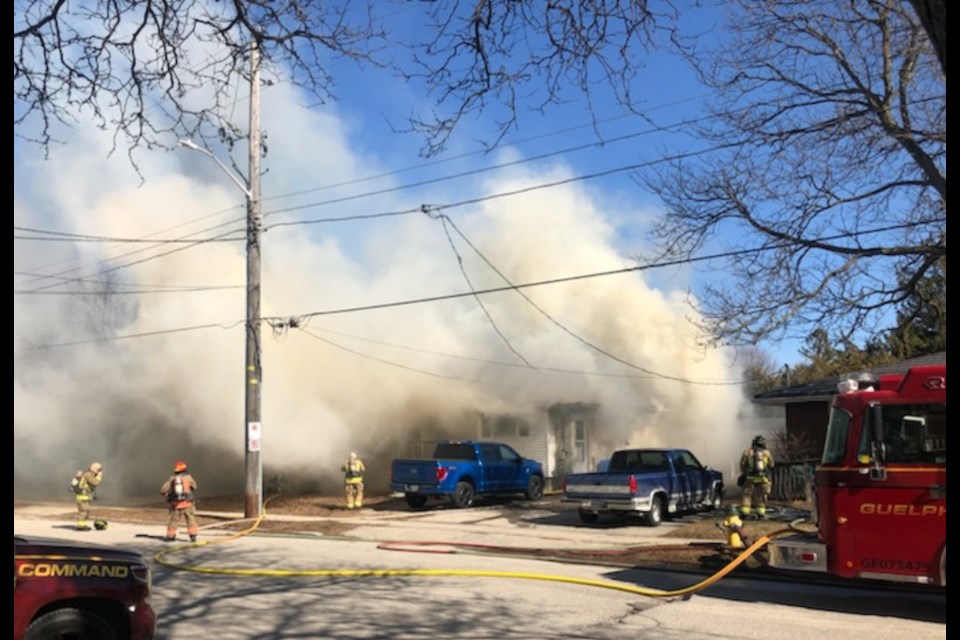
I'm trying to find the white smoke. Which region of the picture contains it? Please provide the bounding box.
[14,83,748,502]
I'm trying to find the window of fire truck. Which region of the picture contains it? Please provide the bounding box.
[857,403,947,465]
[821,407,851,465]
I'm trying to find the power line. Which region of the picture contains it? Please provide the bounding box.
[21,222,935,386]
[21,322,240,349]
[297,327,471,381]
[294,325,736,382]
[14,226,243,243]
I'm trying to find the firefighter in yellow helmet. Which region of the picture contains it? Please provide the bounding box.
[341,452,366,509]
[740,435,775,519]
[73,462,103,531]
[161,460,199,542]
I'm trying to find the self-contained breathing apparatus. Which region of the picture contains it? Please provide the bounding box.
[69,471,84,494]
[167,474,194,503]
[752,448,768,475]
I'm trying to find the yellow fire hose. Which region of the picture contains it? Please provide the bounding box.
[153,496,796,598]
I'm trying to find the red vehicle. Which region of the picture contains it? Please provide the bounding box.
[14,534,157,640]
[768,364,946,587]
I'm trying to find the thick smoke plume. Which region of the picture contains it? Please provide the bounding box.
[14,87,748,504]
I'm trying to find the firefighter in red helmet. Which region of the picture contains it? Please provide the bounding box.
[161,460,199,542]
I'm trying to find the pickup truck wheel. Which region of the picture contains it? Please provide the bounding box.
[25,607,120,640]
[645,496,664,527]
[709,486,724,511]
[404,494,428,509]
[451,481,476,508]
[524,475,544,501]
[578,510,600,524]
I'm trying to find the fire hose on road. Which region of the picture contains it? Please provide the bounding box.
[152,496,798,598]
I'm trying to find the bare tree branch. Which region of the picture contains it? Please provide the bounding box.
[14,0,389,165]
[398,0,675,156]
[642,0,945,347]
[906,0,946,76]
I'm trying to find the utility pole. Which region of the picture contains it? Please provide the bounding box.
[244,39,263,519]
[178,41,263,519]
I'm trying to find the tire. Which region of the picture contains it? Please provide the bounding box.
[578,510,600,524]
[404,494,428,509]
[451,481,476,508]
[524,475,544,501]
[644,495,664,527]
[25,608,120,640]
[709,485,724,511]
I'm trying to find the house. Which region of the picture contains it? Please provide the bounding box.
[479,402,599,492]
[752,351,947,457]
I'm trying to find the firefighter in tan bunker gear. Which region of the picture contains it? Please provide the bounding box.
[74,462,104,530]
[341,452,366,509]
[740,435,775,518]
[161,461,199,542]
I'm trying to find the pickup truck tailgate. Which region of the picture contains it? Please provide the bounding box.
[391,459,439,490]
[563,473,636,499]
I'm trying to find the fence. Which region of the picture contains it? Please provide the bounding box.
[767,459,818,502]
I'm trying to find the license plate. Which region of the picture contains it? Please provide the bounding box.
[405,484,420,492]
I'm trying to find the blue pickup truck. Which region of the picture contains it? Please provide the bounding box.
[390,441,545,509]
[562,447,724,526]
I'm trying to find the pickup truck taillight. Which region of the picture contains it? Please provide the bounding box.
[436,466,449,482]
[629,474,637,493]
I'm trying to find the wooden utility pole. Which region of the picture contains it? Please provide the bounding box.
[244,39,263,519]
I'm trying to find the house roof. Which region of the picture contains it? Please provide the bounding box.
[753,351,947,404]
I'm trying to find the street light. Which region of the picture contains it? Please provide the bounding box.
[177,139,252,200]
[178,136,263,519]
[177,44,263,519]
[178,135,264,519]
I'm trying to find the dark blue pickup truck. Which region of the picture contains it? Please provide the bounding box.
[390,441,545,509]
[562,447,724,526]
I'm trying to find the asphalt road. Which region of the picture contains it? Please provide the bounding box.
[14,502,946,640]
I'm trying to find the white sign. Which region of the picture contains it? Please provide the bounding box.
[247,422,262,452]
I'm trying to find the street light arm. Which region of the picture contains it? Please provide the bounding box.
[177,139,252,200]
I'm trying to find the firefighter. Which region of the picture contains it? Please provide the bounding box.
[161,460,199,542]
[740,435,775,519]
[74,462,103,531]
[341,452,366,509]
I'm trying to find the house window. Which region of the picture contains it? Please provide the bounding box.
[485,416,532,438]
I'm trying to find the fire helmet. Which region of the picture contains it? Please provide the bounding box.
[752,435,767,449]
[173,461,188,473]
[90,462,103,473]
[94,519,109,530]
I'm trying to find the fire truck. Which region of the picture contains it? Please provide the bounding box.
[767,364,946,587]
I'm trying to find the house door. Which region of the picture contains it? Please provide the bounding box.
[554,418,589,479]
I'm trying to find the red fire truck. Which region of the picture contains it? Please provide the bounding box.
[768,364,946,587]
